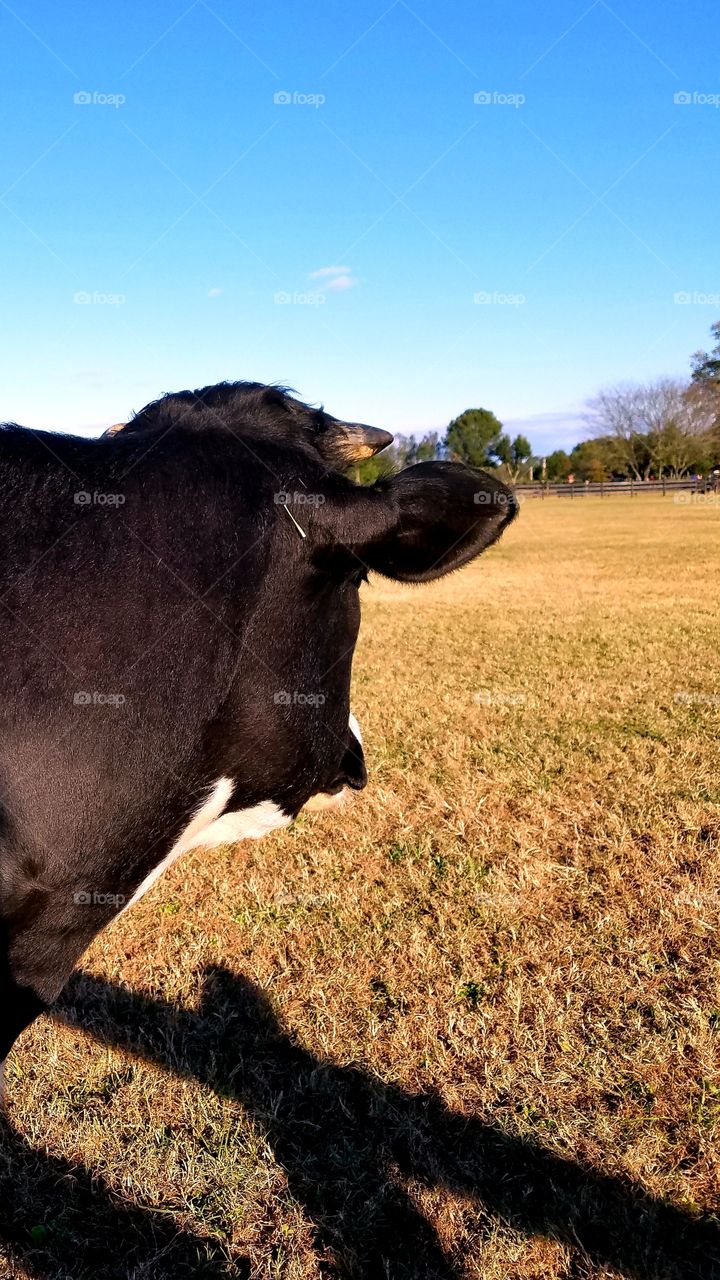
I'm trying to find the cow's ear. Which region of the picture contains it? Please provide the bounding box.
[333,462,518,583]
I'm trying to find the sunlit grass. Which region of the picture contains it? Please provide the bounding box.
[4,494,720,1279]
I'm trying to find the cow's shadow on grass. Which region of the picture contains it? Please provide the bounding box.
[16,965,709,1280]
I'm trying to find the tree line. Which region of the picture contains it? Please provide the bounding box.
[359,321,720,484]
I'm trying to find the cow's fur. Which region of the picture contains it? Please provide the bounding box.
[116,380,394,468]
[0,385,517,1082]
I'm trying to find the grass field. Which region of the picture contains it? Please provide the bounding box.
[2,494,719,1280]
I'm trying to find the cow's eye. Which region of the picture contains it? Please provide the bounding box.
[349,566,368,587]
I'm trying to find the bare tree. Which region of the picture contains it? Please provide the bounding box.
[642,379,686,476]
[585,383,649,479]
[586,379,712,479]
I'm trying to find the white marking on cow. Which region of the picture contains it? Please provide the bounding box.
[349,712,362,745]
[188,800,291,847]
[124,779,289,912]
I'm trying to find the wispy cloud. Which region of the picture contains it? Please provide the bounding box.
[504,409,586,452]
[325,273,357,291]
[310,265,352,278]
[309,265,358,290]
[207,286,224,297]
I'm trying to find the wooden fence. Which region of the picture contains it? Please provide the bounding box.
[514,478,720,499]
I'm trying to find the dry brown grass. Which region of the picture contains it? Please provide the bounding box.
[1,494,719,1279]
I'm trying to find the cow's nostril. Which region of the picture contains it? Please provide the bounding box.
[345,771,367,791]
[336,743,367,792]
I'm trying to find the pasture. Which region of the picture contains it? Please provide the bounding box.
[2,495,719,1279]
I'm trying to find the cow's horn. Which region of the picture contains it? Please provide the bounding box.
[332,423,394,462]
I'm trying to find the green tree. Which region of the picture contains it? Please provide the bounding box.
[444,408,504,468]
[585,384,649,479]
[544,449,571,481]
[690,321,720,451]
[407,431,440,463]
[493,432,533,481]
[585,381,695,480]
[354,446,400,485]
[691,320,720,386]
[353,431,440,484]
[569,437,618,482]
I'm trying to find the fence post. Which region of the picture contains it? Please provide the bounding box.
[662,475,666,497]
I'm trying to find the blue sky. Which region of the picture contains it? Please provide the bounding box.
[0,0,718,454]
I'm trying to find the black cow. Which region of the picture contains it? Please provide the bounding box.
[0,382,517,1093]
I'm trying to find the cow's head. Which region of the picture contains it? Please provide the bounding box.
[106,381,393,469]
[283,458,517,810]
[105,383,517,822]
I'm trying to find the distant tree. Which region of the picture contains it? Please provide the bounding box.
[407,431,440,463]
[585,383,651,479]
[569,437,618,482]
[393,437,417,468]
[641,380,689,476]
[544,449,571,481]
[585,380,703,480]
[444,408,504,468]
[354,431,440,484]
[690,321,720,451]
[650,384,715,477]
[579,375,718,480]
[493,433,533,482]
[691,320,720,387]
[653,421,704,477]
[354,445,401,485]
